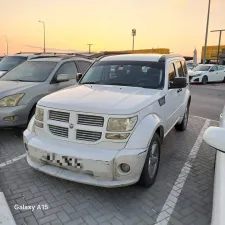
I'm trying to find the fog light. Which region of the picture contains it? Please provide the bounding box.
[120,163,130,173]
[3,116,18,121]
[105,133,130,139]
[34,120,43,128]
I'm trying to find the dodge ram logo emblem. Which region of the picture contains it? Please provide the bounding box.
[69,124,74,129]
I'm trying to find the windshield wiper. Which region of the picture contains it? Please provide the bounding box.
[106,83,132,86]
[80,82,101,85]
[10,79,31,82]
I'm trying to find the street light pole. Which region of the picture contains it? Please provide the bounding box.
[3,36,8,55]
[211,29,225,64]
[38,20,46,53]
[87,44,93,54]
[203,0,211,64]
[131,29,136,51]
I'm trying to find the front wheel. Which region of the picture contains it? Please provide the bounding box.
[138,133,161,188]
[202,76,208,85]
[175,104,189,131]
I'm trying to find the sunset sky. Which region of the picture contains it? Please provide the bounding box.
[1,0,225,60]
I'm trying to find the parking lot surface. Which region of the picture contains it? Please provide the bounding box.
[0,117,217,225]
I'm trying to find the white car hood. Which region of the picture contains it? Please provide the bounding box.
[0,71,6,78]
[38,84,164,114]
[188,70,203,76]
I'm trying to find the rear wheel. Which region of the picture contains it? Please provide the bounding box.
[175,104,189,132]
[202,76,208,85]
[138,133,161,188]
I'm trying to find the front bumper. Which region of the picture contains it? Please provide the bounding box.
[23,129,147,188]
[0,105,29,127]
[189,76,201,83]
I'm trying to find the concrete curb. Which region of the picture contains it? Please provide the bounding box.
[0,192,16,225]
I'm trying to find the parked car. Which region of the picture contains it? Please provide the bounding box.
[0,55,93,127]
[0,56,4,62]
[203,104,225,225]
[189,64,225,84]
[0,53,57,78]
[23,53,191,188]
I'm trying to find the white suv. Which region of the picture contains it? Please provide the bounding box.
[23,54,191,188]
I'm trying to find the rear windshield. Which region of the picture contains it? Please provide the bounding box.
[0,56,27,71]
[1,61,57,82]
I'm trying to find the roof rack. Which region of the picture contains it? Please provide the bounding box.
[158,54,184,62]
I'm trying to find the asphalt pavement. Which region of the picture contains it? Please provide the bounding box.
[190,83,225,121]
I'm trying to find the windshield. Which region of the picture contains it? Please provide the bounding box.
[193,65,210,71]
[0,56,27,71]
[0,61,57,82]
[79,61,165,89]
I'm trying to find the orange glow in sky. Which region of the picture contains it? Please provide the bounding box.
[1,0,225,59]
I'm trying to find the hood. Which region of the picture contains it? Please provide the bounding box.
[38,84,164,115]
[188,70,203,76]
[0,81,40,96]
[0,71,7,78]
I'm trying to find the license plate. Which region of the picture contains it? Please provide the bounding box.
[42,153,82,169]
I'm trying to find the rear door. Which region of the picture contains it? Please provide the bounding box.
[49,61,78,93]
[217,66,225,81]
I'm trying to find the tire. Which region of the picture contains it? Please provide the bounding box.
[223,77,225,83]
[175,103,190,132]
[27,106,36,125]
[202,76,208,85]
[138,133,161,188]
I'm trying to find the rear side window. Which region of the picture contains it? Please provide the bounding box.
[76,61,92,74]
[175,61,185,77]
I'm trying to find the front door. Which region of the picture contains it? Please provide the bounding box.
[208,66,219,82]
[49,61,78,93]
[163,62,181,133]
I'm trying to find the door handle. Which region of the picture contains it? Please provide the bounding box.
[177,88,182,93]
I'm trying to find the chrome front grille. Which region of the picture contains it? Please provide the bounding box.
[77,114,104,127]
[49,125,69,138]
[76,129,102,142]
[49,110,70,123]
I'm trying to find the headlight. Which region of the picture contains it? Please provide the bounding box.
[193,73,202,77]
[0,93,24,107]
[107,116,138,132]
[35,107,44,121]
[27,115,35,132]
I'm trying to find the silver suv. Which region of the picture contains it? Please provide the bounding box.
[0,55,93,127]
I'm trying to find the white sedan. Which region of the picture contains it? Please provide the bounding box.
[188,64,225,84]
[203,105,225,225]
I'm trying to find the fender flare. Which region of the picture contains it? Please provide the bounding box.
[125,114,164,150]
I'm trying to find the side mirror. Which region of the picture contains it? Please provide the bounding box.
[76,73,83,82]
[56,74,69,83]
[209,69,214,72]
[203,127,225,153]
[169,77,187,89]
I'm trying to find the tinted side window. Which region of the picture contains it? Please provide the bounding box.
[76,61,92,74]
[181,61,188,76]
[211,66,218,71]
[218,66,224,71]
[175,61,185,77]
[55,62,78,79]
[168,63,177,83]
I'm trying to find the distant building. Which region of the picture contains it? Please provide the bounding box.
[219,48,225,65]
[201,45,225,63]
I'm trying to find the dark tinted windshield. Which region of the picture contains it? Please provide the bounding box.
[193,65,210,71]
[1,61,57,82]
[0,56,27,71]
[80,61,165,89]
